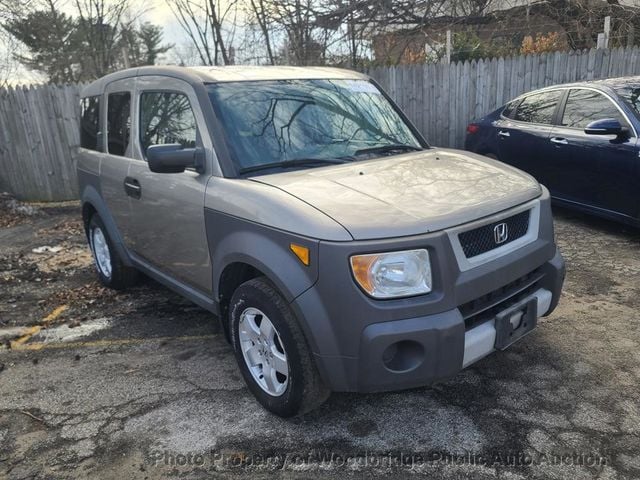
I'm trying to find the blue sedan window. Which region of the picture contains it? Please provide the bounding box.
[513,90,562,124]
[561,89,627,129]
[501,99,519,118]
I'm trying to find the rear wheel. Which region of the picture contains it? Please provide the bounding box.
[229,277,330,417]
[88,215,138,290]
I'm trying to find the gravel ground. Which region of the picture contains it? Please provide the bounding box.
[0,197,639,479]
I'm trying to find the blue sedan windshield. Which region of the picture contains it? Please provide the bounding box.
[207,79,422,171]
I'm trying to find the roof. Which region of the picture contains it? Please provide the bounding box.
[589,76,640,89]
[81,65,367,97]
[511,75,640,99]
[188,65,367,82]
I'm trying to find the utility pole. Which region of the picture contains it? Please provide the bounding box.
[445,30,452,64]
[121,46,130,69]
[596,17,611,50]
[604,16,611,49]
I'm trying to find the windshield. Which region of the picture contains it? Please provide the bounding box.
[207,79,423,173]
[613,83,640,117]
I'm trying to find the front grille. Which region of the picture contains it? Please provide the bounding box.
[458,210,530,258]
[460,267,543,330]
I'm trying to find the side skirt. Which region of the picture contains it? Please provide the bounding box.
[129,252,220,316]
[551,196,640,228]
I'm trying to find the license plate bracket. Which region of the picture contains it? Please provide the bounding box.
[494,297,538,350]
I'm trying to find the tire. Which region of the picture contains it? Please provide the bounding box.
[229,277,330,417]
[88,214,138,290]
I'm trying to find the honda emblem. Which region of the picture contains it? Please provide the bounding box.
[494,223,509,244]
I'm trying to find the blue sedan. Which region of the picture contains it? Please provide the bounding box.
[465,77,640,227]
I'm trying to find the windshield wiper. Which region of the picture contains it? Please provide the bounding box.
[239,157,348,175]
[354,144,424,156]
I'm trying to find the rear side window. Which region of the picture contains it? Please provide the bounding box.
[107,92,131,156]
[501,99,519,118]
[80,96,100,150]
[514,90,563,124]
[139,92,197,155]
[561,89,627,129]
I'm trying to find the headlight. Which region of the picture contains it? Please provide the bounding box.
[350,249,432,299]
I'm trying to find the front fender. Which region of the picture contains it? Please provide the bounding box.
[205,209,320,303]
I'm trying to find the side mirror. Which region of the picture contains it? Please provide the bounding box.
[146,144,201,174]
[584,118,626,136]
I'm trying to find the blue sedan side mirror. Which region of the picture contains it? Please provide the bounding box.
[584,118,626,136]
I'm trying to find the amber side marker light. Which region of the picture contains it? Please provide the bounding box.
[290,243,310,266]
[350,254,378,294]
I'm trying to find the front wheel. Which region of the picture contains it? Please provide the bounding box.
[229,277,330,417]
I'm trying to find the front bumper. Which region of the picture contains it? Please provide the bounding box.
[289,190,565,393]
[297,250,564,393]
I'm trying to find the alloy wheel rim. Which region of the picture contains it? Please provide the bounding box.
[238,307,289,397]
[91,227,112,279]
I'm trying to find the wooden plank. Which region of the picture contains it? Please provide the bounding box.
[451,61,458,147]
[3,86,27,198]
[418,65,425,140]
[461,60,471,134]
[448,61,457,148]
[0,87,24,196]
[436,63,449,147]
[456,61,465,148]
[496,56,505,106]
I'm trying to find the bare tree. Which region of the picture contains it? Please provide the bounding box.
[4,0,171,82]
[167,0,239,65]
[248,0,276,64]
[269,0,329,65]
[73,0,137,78]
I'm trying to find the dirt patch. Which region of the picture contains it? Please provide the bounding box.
[0,192,43,228]
[36,217,85,238]
[26,243,93,274]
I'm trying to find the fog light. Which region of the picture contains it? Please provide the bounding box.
[382,340,424,373]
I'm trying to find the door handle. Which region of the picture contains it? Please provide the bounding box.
[124,177,141,199]
[497,130,510,138]
[550,137,568,145]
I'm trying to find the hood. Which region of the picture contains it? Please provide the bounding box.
[251,149,542,240]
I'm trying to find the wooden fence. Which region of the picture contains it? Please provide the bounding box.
[2,46,640,201]
[0,84,81,201]
[369,46,640,150]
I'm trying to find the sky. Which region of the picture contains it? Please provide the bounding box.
[4,0,640,85]
[1,0,200,85]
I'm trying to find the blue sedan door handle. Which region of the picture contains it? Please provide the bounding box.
[498,130,510,138]
[550,137,568,145]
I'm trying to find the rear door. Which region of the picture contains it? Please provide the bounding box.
[495,89,563,181]
[548,88,638,218]
[99,78,135,244]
